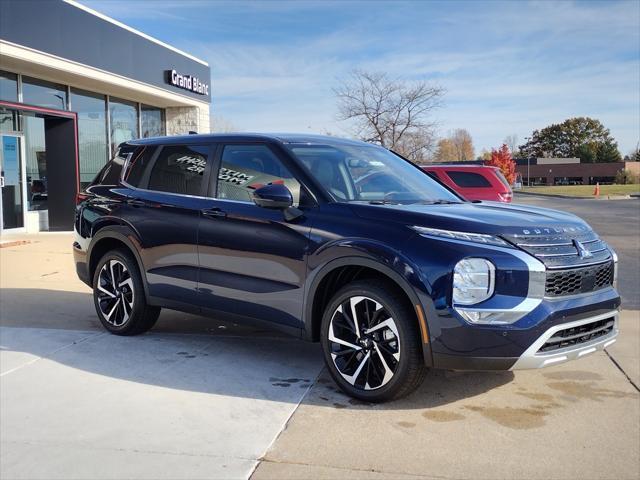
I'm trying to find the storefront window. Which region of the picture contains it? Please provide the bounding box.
[22,77,68,110]
[71,88,108,187]
[23,115,48,212]
[0,108,19,133]
[0,70,18,102]
[109,97,138,154]
[141,104,165,138]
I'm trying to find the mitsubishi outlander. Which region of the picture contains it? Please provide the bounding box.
[74,134,620,402]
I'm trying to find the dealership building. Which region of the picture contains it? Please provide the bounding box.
[0,0,211,232]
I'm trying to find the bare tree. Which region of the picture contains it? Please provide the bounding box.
[334,70,444,162]
[210,114,237,133]
[503,134,519,155]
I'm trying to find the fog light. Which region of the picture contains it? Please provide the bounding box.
[453,258,495,306]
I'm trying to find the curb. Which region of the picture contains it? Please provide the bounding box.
[514,191,591,199]
[0,240,31,248]
[515,191,639,200]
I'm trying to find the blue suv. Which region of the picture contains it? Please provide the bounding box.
[74,134,620,402]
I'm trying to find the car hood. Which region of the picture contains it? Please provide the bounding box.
[349,201,591,236]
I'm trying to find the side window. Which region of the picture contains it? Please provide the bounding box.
[425,171,441,181]
[123,146,157,188]
[90,144,135,186]
[147,145,208,196]
[216,144,301,205]
[446,171,492,188]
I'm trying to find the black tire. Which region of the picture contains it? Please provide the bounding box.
[92,249,160,335]
[320,279,426,402]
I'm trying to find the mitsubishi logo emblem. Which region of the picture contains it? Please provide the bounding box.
[573,239,593,259]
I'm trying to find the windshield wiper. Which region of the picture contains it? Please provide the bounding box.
[417,200,463,205]
[368,199,400,205]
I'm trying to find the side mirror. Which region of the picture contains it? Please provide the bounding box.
[252,183,293,209]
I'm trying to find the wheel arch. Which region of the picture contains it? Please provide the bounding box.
[303,257,430,357]
[87,226,150,301]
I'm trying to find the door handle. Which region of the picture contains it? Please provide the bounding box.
[201,208,227,219]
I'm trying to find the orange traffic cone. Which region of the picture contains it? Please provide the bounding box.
[593,182,600,197]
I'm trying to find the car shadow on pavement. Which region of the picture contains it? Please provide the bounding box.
[306,368,515,410]
[1,288,514,408]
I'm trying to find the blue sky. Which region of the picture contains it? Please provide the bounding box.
[84,0,640,155]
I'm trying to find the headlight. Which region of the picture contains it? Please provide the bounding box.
[453,258,495,306]
[411,226,510,247]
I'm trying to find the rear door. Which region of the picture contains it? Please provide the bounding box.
[196,143,313,330]
[122,142,214,306]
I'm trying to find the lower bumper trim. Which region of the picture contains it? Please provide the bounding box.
[510,310,619,370]
[432,353,518,371]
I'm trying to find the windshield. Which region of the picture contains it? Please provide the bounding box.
[287,143,462,204]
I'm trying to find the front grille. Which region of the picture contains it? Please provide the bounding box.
[502,229,612,269]
[545,261,614,297]
[537,317,615,353]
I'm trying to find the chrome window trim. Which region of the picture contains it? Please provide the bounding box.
[120,181,213,202]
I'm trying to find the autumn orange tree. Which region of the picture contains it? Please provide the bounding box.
[486,144,516,184]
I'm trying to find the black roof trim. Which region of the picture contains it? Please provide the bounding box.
[128,133,371,147]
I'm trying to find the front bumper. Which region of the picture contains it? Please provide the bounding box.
[510,310,618,370]
[404,231,621,371]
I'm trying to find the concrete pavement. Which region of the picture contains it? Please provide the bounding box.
[253,311,639,480]
[0,235,324,479]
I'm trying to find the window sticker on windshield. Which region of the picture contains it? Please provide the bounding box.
[175,155,206,175]
[218,167,255,185]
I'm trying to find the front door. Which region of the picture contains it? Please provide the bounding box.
[0,135,25,231]
[123,143,214,307]
[197,143,312,329]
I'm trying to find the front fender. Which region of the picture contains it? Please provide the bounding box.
[302,239,435,366]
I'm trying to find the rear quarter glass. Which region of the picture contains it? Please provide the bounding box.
[494,169,512,189]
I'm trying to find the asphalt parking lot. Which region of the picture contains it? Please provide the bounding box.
[514,194,640,309]
[1,195,638,480]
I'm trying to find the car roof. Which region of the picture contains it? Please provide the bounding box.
[422,164,499,170]
[128,133,371,147]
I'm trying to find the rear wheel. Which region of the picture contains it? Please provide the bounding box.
[320,279,426,402]
[92,249,160,335]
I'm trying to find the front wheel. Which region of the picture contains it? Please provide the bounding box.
[92,249,160,335]
[320,279,426,402]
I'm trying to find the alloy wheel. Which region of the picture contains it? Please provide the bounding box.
[328,296,400,390]
[97,259,135,327]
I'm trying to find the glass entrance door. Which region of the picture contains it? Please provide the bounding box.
[0,135,25,231]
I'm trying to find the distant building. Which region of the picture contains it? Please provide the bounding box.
[514,158,640,186]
